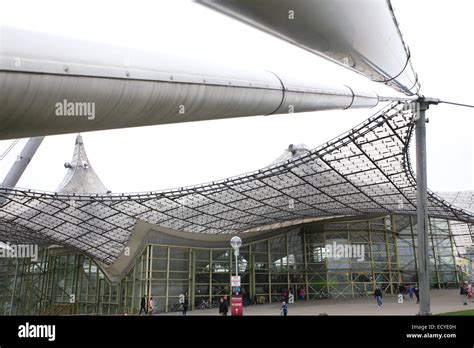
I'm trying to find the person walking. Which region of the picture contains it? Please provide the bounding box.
[460,281,469,305]
[281,301,288,316]
[467,284,473,299]
[398,283,404,299]
[242,287,250,307]
[299,287,306,301]
[283,289,289,303]
[408,285,414,300]
[182,293,189,315]
[148,296,154,315]
[219,296,229,316]
[374,286,383,308]
[224,296,229,315]
[139,295,148,315]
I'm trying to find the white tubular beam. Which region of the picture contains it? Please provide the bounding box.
[197,0,421,96]
[0,27,411,140]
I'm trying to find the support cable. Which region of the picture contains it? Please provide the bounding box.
[0,139,20,160]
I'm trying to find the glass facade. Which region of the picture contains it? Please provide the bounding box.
[0,215,467,315]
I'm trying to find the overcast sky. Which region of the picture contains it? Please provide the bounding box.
[0,0,472,193]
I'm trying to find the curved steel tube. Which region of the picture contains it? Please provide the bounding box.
[197,0,421,96]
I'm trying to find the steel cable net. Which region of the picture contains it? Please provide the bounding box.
[0,101,472,264]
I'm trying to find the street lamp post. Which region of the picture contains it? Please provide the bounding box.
[230,236,242,277]
[230,236,243,316]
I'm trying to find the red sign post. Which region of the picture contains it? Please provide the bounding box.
[231,295,243,316]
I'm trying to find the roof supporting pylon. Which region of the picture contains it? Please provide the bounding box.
[415,97,439,316]
[1,137,44,188]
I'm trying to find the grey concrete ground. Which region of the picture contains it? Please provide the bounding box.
[158,289,473,316]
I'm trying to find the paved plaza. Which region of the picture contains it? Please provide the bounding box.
[159,290,473,316]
